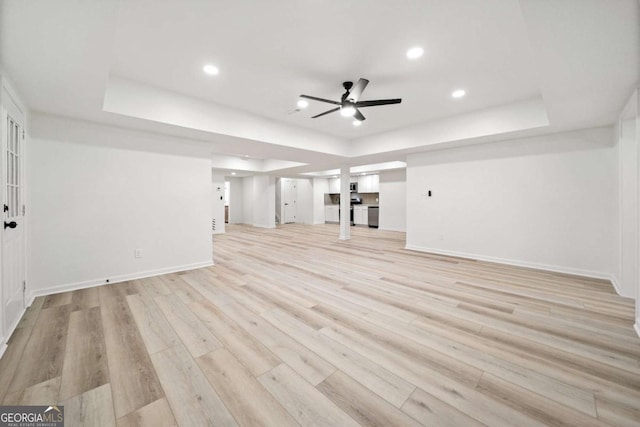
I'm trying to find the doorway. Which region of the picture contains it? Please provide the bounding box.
[282,178,297,224]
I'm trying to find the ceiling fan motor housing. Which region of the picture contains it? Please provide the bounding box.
[341,82,353,102]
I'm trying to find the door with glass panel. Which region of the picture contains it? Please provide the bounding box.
[2,94,26,338]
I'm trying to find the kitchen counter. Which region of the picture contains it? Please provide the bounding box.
[324,204,378,208]
[325,192,379,205]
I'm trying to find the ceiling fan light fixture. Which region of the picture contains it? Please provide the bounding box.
[340,102,356,117]
[406,46,424,59]
[352,120,362,127]
[297,99,309,109]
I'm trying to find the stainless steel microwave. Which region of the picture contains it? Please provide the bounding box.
[350,182,358,192]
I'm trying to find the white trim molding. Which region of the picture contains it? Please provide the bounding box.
[380,227,407,233]
[405,244,617,284]
[634,320,640,339]
[609,275,624,296]
[25,260,213,306]
[0,296,33,360]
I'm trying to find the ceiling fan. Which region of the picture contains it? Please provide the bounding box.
[300,78,401,122]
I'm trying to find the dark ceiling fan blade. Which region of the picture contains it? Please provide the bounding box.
[353,109,366,122]
[347,78,369,102]
[311,107,340,118]
[300,95,340,105]
[356,98,402,108]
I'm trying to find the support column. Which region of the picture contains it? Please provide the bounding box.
[339,165,351,240]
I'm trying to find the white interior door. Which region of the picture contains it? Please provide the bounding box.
[2,94,26,338]
[283,179,297,223]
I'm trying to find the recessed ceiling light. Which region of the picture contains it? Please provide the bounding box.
[297,99,309,109]
[452,89,466,98]
[203,64,219,76]
[406,46,424,60]
[352,120,362,127]
[231,171,236,175]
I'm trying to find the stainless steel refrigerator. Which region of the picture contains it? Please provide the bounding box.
[368,206,379,228]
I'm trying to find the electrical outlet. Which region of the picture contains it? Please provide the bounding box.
[134,249,143,259]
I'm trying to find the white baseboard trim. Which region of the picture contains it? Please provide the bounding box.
[26,260,213,301]
[404,244,614,282]
[609,275,623,296]
[635,321,640,339]
[0,300,31,359]
[379,227,407,233]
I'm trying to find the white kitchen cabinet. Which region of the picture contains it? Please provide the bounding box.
[324,205,339,222]
[356,174,379,193]
[357,175,369,193]
[329,178,340,193]
[370,174,379,192]
[354,205,368,226]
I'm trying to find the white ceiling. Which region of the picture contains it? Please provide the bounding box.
[1,0,638,176]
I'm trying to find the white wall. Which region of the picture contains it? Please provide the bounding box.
[313,178,329,224]
[211,173,226,234]
[227,177,244,224]
[617,88,640,336]
[242,175,275,228]
[636,95,640,335]
[406,128,618,279]
[253,175,276,228]
[619,96,638,297]
[379,169,406,232]
[27,117,213,297]
[296,178,313,224]
[242,176,254,226]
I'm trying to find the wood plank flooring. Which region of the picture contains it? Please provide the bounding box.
[1,223,639,426]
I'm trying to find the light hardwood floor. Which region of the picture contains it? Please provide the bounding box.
[1,223,640,426]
